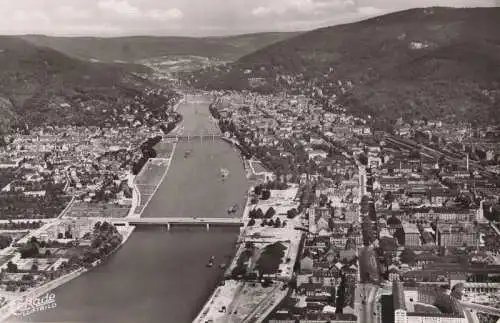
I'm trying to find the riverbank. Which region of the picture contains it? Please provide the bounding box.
[0,116,179,322]
[193,155,302,321]
[130,142,177,219]
[0,225,135,322]
[220,137,254,181]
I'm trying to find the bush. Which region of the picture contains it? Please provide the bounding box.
[256,242,286,277]
[287,208,298,219]
[0,235,13,249]
[265,207,276,219]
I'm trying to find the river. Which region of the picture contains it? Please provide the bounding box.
[12,95,249,323]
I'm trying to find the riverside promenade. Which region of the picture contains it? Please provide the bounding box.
[193,154,302,322]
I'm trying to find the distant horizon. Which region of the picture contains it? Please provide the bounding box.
[1,2,498,38]
[7,30,306,39]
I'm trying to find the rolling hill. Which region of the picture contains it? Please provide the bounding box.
[191,7,500,127]
[0,36,166,132]
[20,32,301,63]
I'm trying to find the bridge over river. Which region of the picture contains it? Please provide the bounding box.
[106,217,244,231]
[164,133,222,143]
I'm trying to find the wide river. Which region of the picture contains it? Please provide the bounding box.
[14,95,249,323]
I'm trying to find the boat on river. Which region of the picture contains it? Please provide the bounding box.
[220,168,229,179]
[207,255,215,267]
[227,203,239,214]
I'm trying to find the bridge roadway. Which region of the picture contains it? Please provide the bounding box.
[164,134,222,139]
[105,217,244,230]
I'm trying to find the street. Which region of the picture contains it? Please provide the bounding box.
[356,284,378,323]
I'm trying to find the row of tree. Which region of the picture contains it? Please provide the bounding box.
[131,136,161,175]
[248,217,286,228]
[249,207,276,219]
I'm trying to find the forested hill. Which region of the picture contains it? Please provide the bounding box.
[0,36,174,132]
[189,7,500,127]
[21,32,301,63]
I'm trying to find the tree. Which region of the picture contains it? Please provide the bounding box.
[0,235,13,249]
[393,227,405,245]
[287,208,298,219]
[57,232,64,239]
[319,194,328,207]
[94,221,102,231]
[7,261,18,273]
[274,217,281,228]
[261,190,271,200]
[256,243,286,277]
[254,185,263,196]
[362,217,376,246]
[65,230,72,239]
[368,203,377,221]
[31,263,38,273]
[400,248,417,265]
[358,153,368,166]
[265,207,276,219]
[20,242,39,258]
[248,218,256,226]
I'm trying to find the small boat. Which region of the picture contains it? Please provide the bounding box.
[227,203,239,214]
[206,262,213,268]
[210,255,215,261]
[219,263,226,269]
[184,150,191,158]
[220,168,229,178]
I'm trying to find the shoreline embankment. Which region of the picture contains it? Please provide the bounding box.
[193,137,256,323]
[0,226,135,322]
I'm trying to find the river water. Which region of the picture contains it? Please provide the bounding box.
[13,95,249,323]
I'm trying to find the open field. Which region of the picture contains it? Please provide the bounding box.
[134,158,171,215]
[135,159,168,186]
[154,141,175,159]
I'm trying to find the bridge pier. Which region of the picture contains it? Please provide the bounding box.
[167,223,171,231]
[206,223,210,231]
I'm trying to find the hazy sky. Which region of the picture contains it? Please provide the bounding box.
[0,0,498,36]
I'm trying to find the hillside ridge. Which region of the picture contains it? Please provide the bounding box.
[188,6,500,128]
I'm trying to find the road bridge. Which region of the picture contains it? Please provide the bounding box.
[106,217,243,231]
[164,133,222,143]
